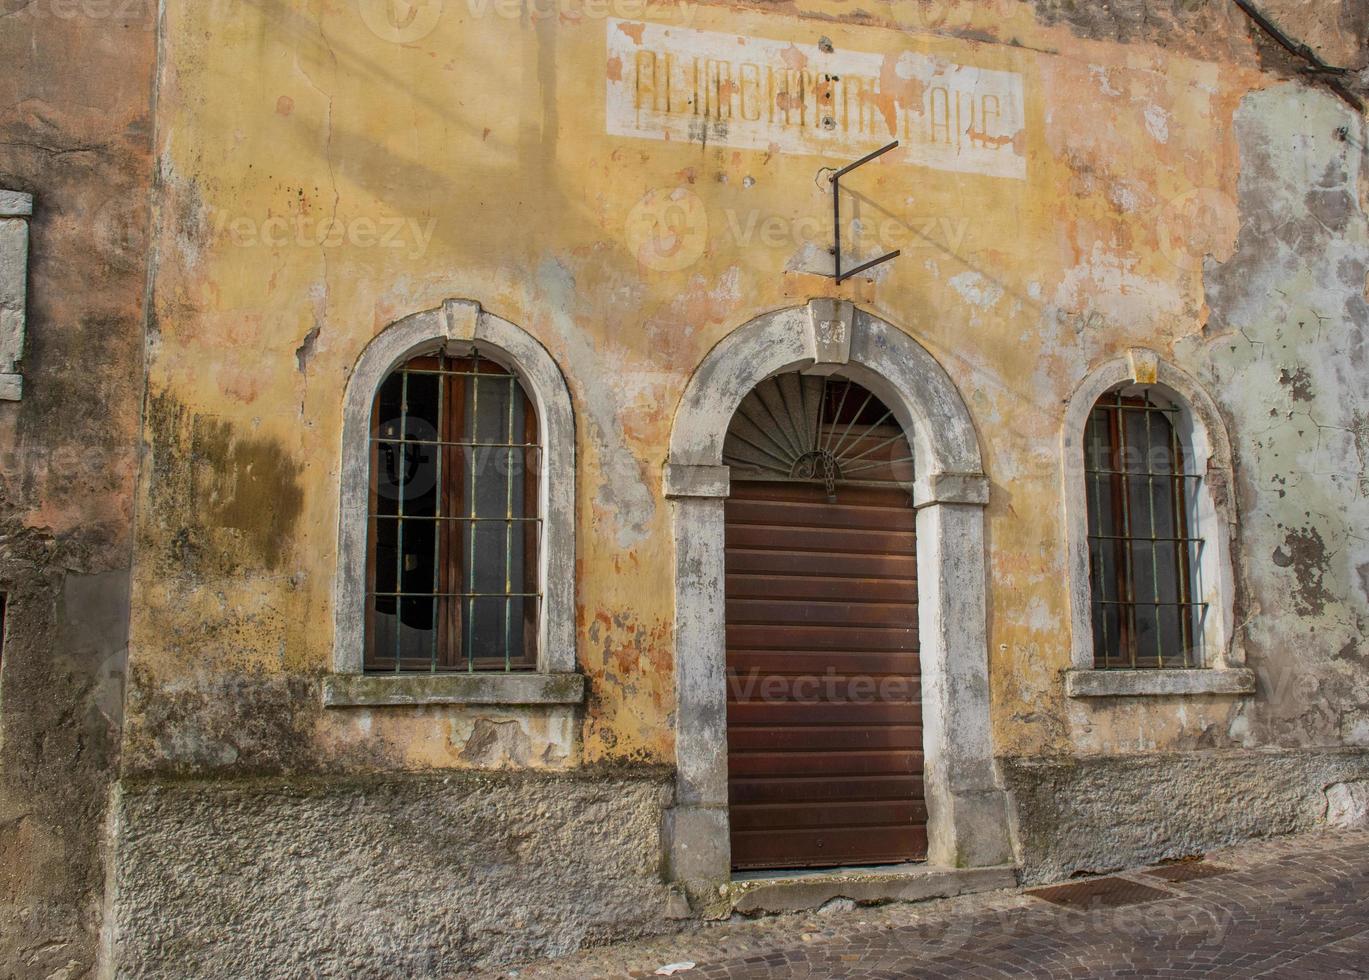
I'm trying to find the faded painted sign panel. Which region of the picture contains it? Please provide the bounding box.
[606,20,1026,179]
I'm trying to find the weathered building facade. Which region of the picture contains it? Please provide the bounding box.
[2,0,1368,976]
[0,1,155,977]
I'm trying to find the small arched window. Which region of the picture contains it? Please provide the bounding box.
[1063,352,1249,696]
[366,349,540,672]
[1083,386,1202,669]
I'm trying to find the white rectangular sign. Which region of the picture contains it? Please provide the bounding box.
[606,20,1026,180]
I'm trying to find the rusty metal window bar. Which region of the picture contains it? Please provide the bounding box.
[1084,389,1206,669]
[364,350,541,672]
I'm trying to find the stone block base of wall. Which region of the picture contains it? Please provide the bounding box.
[1002,746,1369,884]
[105,766,681,978]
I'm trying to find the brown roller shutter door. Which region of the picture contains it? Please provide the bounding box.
[725,480,927,870]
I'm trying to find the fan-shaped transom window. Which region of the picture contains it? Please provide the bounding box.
[1084,386,1205,669]
[366,349,540,672]
[723,373,914,499]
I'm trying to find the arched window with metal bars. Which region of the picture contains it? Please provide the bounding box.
[1083,386,1204,669]
[365,349,541,673]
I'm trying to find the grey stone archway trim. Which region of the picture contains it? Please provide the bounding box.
[332,300,576,677]
[664,300,1014,890]
[0,190,32,400]
[1060,349,1248,697]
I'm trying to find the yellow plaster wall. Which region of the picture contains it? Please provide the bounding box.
[126,0,1280,777]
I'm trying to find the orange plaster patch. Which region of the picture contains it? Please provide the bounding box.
[875,53,926,138]
[970,129,1015,149]
[780,44,807,70]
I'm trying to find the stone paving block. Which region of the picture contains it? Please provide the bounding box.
[485,829,1369,979]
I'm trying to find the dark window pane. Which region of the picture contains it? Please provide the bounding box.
[372,442,402,517]
[371,516,398,602]
[403,371,442,439]
[373,441,440,518]
[397,595,435,658]
[1132,602,1161,668]
[463,596,506,665]
[398,516,439,597]
[365,352,540,672]
[1083,391,1201,669]
[366,593,395,670]
[373,373,404,439]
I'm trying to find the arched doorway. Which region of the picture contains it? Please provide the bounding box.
[723,373,924,869]
[665,302,1018,892]
[664,300,1013,890]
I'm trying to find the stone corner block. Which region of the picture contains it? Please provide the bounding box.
[663,803,730,887]
[664,462,730,499]
[914,472,990,507]
[443,298,482,341]
[0,190,33,218]
[1126,347,1160,384]
[928,786,1016,869]
[806,297,854,365]
[0,374,20,401]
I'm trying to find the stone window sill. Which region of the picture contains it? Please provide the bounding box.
[1065,667,1256,698]
[322,671,585,708]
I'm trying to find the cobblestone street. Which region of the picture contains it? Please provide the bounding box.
[488,830,1369,978]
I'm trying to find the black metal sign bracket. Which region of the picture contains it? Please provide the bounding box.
[830,140,901,284]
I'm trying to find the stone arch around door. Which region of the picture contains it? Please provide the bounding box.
[664,300,1014,892]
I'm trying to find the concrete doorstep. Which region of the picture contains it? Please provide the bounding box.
[724,863,1019,916]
